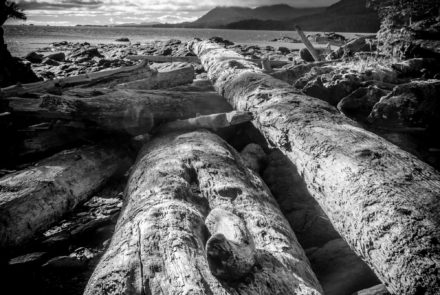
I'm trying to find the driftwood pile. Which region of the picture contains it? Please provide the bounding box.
[1,39,439,295]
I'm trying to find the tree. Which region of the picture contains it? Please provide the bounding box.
[0,0,40,87]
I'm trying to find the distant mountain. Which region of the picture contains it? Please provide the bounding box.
[189,4,324,27]
[114,22,161,27]
[226,0,380,32]
[154,0,379,33]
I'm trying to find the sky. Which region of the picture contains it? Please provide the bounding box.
[9,0,339,26]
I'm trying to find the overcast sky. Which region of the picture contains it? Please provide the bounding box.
[10,0,339,26]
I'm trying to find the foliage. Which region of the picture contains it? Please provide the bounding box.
[1,1,26,25]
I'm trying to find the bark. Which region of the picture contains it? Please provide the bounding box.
[156,111,253,134]
[117,62,194,90]
[1,61,153,97]
[0,146,132,250]
[189,40,440,295]
[85,130,322,295]
[7,88,232,135]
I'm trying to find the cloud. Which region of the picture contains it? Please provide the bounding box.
[13,0,339,25]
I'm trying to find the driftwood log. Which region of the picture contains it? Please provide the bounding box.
[0,146,132,250]
[117,62,194,90]
[189,40,440,295]
[127,55,291,68]
[295,26,321,62]
[1,61,195,97]
[156,111,253,133]
[85,130,323,295]
[0,61,152,97]
[7,89,232,135]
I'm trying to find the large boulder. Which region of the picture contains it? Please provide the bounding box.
[338,85,390,119]
[45,52,65,62]
[25,51,44,63]
[369,79,440,129]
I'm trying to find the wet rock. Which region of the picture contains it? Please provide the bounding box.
[308,239,380,295]
[338,85,390,119]
[25,51,44,63]
[209,36,234,46]
[300,48,315,62]
[46,52,66,62]
[42,57,60,66]
[303,75,361,106]
[115,37,130,42]
[352,284,390,295]
[70,47,103,60]
[278,46,290,54]
[369,79,440,129]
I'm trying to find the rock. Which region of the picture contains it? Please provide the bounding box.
[308,239,380,295]
[392,58,440,78]
[52,41,68,46]
[164,39,181,46]
[46,52,65,62]
[271,36,301,43]
[8,252,48,267]
[25,51,44,63]
[369,79,440,129]
[115,37,130,42]
[300,48,315,62]
[303,75,361,106]
[157,46,173,56]
[209,36,234,46]
[338,86,390,119]
[42,256,86,270]
[240,143,266,173]
[278,47,290,54]
[352,284,390,295]
[42,57,60,66]
[70,47,103,60]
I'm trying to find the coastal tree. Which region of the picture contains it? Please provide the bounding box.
[0,0,40,87]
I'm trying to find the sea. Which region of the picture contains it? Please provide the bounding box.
[4,25,361,57]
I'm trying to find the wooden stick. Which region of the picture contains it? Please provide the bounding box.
[295,26,321,61]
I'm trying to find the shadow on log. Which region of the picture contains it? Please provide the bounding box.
[189,40,440,295]
[85,130,323,295]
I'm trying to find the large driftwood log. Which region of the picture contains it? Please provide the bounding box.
[127,55,291,68]
[7,89,232,135]
[117,62,194,90]
[296,26,321,62]
[85,130,322,295]
[0,146,132,250]
[189,40,440,295]
[1,61,152,97]
[156,111,253,133]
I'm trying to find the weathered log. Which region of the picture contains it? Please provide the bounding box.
[0,146,132,250]
[156,111,252,134]
[7,89,232,135]
[127,54,291,68]
[1,61,152,97]
[85,130,322,295]
[117,62,194,90]
[189,40,440,295]
[126,55,200,63]
[296,26,321,61]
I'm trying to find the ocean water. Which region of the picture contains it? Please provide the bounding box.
[4,25,364,57]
